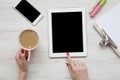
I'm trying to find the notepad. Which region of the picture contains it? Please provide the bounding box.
[96,3,120,50]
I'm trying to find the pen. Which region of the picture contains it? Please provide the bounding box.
[89,0,107,18]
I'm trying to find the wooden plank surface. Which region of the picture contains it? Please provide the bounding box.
[0,0,120,80]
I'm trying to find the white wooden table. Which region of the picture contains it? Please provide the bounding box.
[0,0,120,80]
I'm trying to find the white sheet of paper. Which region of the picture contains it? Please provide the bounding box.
[96,3,120,50]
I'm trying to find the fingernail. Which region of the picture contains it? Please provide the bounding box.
[25,54,28,61]
[21,49,24,54]
[66,63,69,66]
[66,52,69,56]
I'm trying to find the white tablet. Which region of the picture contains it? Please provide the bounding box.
[48,8,87,57]
[14,0,43,25]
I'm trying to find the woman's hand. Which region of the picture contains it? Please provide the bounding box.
[66,52,88,80]
[15,49,28,80]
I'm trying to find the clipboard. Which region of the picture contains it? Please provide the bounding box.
[93,23,120,57]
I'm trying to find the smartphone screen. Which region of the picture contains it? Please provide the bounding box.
[15,0,41,23]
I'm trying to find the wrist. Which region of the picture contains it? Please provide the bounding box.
[18,71,27,80]
[75,78,88,80]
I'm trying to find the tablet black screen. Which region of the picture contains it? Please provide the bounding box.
[52,12,83,53]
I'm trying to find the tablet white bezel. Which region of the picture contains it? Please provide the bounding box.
[48,8,87,57]
[13,0,43,26]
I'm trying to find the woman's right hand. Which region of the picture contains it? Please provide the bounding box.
[66,52,88,80]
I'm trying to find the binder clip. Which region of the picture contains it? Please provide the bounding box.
[99,29,118,49]
[93,23,120,56]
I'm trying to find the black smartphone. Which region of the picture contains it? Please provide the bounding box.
[14,0,43,25]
